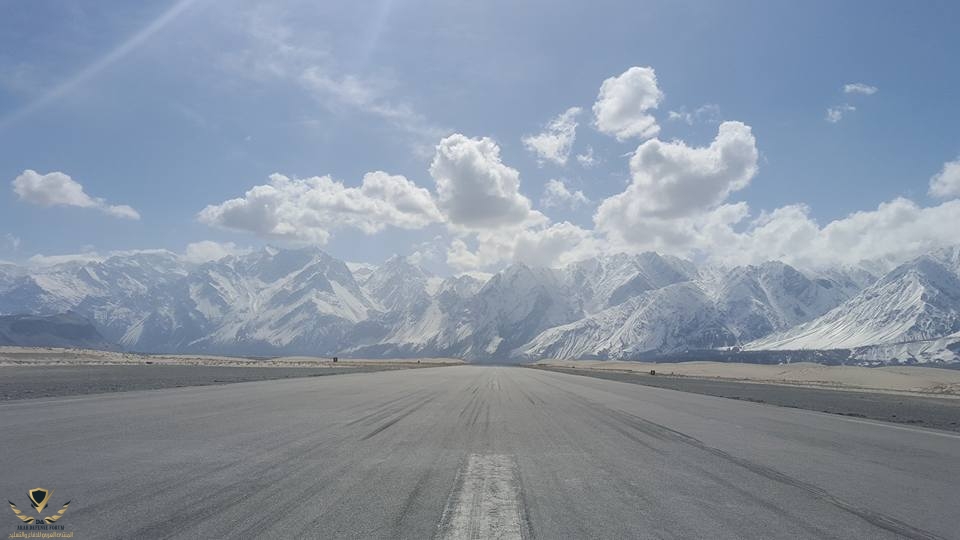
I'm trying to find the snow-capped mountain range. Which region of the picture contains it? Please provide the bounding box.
[1,245,959,364]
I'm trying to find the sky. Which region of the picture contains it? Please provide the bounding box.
[2,0,959,274]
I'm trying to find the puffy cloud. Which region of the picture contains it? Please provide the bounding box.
[826,104,855,123]
[593,66,664,141]
[511,222,598,268]
[446,239,482,271]
[446,222,597,271]
[541,179,589,209]
[708,198,960,270]
[522,107,581,166]
[843,83,878,95]
[183,241,250,263]
[595,121,758,244]
[12,169,140,220]
[198,171,443,244]
[929,158,960,199]
[429,134,539,229]
[595,197,960,271]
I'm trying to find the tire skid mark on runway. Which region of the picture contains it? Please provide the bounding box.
[97,415,367,538]
[68,459,242,525]
[389,400,469,535]
[528,373,947,540]
[344,388,430,427]
[297,382,469,539]
[689,463,843,539]
[84,384,403,538]
[235,456,366,538]
[360,392,438,441]
[599,405,946,540]
[211,383,457,537]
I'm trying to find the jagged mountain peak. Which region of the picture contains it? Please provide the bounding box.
[2,244,959,364]
[749,248,960,352]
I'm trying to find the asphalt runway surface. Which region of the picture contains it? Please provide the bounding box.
[1,366,958,539]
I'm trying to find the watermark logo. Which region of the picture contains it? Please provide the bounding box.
[7,488,73,538]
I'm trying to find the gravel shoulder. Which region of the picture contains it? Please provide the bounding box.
[529,366,960,432]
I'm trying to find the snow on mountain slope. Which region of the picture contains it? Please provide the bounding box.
[353,263,584,361]
[749,247,960,350]
[522,259,859,360]
[346,272,487,356]
[0,251,189,348]
[708,261,860,342]
[849,332,960,365]
[453,264,584,361]
[188,247,378,354]
[0,263,24,293]
[5,245,958,363]
[0,247,381,354]
[562,252,698,314]
[362,255,433,313]
[346,261,378,283]
[521,282,736,360]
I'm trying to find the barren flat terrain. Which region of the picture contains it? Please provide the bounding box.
[0,346,462,367]
[531,363,960,432]
[535,359,960,396]
[0,347,462,400]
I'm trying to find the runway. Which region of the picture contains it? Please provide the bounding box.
[1,365,957,539]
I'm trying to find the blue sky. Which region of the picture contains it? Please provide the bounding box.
[2,0,959,273]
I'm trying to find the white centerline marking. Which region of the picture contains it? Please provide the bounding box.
[437,454,526,540]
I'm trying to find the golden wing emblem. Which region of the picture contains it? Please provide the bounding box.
[8,501,36,524]
[42,501,70,524]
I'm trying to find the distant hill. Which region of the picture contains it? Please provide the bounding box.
[0,312,117,350]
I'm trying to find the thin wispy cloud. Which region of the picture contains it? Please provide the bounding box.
[667,104,721,125]
[843,82,878,95]
[0,0,201,132]
[826,104,856,123]
[224,9,448,147]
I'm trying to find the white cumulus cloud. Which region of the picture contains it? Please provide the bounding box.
[446,221,597,271]
[928,158,960,199]
[593,66,664,141]
[12,169,140,219]
[704,198,960,270]
[541,179,589,209]
[522,107,581,166]
[430,134,540,229]
[596,120,758,234]
[198,171,442,244]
